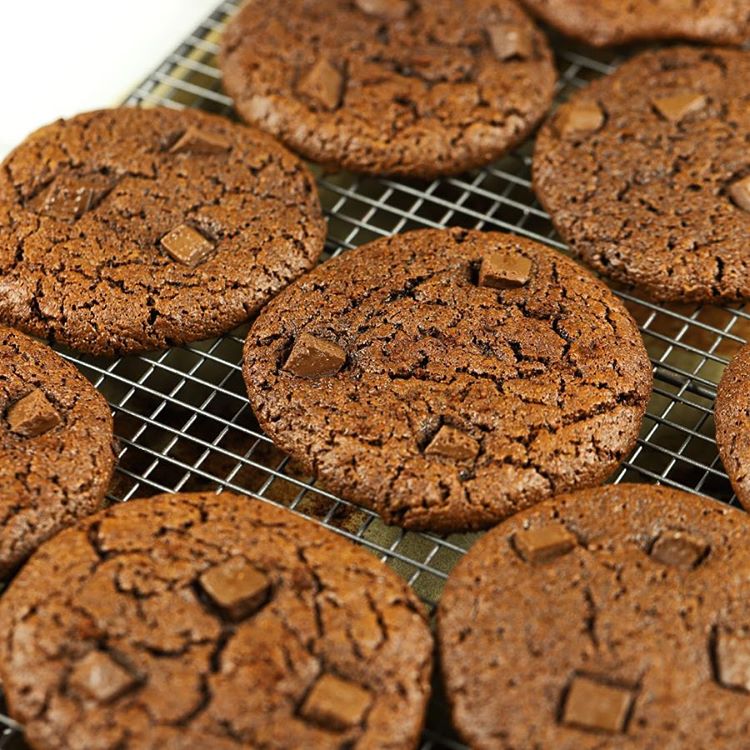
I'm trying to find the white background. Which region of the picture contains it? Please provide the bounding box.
[0,0,220,157]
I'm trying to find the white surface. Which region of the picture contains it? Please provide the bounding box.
[0,0,221,157]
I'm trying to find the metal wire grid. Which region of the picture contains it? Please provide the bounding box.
[1,2,748,748]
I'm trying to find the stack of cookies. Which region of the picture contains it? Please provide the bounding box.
[1,0,750,747]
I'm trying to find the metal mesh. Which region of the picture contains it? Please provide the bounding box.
[0,2,746,747]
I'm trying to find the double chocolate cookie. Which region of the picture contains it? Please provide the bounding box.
[0,107,325,355]
[220,0,556,177]
[438,484,750,749]
[520,0,750,47]
[0,492,433,750]
[243,229,652,532]
[715,342,750,507]
[0,326,115,576]
[534,47,750,304]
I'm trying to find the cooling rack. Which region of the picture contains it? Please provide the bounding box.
[1,2,747,748]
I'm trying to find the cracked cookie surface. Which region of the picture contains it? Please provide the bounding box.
[520,0,750,47]
[219,0,556,177]
[534,47,750,304]
[0,326,115,576]
[0,492,433,750]
[715,342,750,507]
[438,484,750,750]
[0,107,326,355]
[242,228,652,532]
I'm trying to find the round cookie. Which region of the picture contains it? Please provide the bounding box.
[243,228,652,532]
[0,107,326,355]
[438,484,750,750]
[219,0,556,178]
[534,46,750,304]
[520,0,749,47]
[715,341,750,506]
[0,326,115,576]
[0,492,433,750]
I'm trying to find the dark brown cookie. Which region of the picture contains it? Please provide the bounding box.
[438,484,750,750]
[0,107,326,355]
[520,0,749,47]
[0,326,115,576]
[243,228,652,533]
[0,492,433,750]
[219,0,556,178]
[534,46,750,304]
[714,341,750,506]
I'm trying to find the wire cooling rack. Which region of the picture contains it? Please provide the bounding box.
[1,2,748,748]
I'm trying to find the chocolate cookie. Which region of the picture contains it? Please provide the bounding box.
[243,228,652,532]
[219,0,556,177]
[0,492,433,750]
[0,107,325,355]
[534,47,750,304]
[520,0,749,47]
[438,484,750,749]
[0,326,115,576]
[714,342,750,507]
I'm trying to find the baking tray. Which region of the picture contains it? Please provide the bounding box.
[0,2,746,747]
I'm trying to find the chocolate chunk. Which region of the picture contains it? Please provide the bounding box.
[284,333,346,378]
[652,93,706,123]
[169,126,231,155]
[478,251,532,289]
[299,673,372,731]
[715,629,750,692]
[199,556,271,621]
[38,183,91,222]
[298,58,344,111]
[562,675,634,733]
[160,225,214,267]
[556,102,604,137]
[425,425,479,461]
[729,176,750,213]
[69,651,138,703]
[354,0,410,20]
[514,524,576,564]
[7,389,61,437]
[35,173,116,222]
[650,529,708,569]
[487,23,533,61]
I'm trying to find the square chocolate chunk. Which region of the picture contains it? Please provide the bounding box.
[650,529,708,569]
[729,176,750,213]
[299,673,372,731]
[478,251,532,290]
[556,102,604,137]
[199,556,271,621]
[487,23,532,61]
[170,126,231,155]
[716,629,750,692]
[562,675,634,734]
[425,425,479,461]
[161,225,215,267]
[7,389,61,437]
[36,173,116,222]
[284,333,346,378]
[652,93,706,123]
[514,524,576,564]
[40,183,93,222]
[69,651,138,703]
[298,58,344,111]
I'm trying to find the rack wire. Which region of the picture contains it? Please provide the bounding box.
[1,2,747,748]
